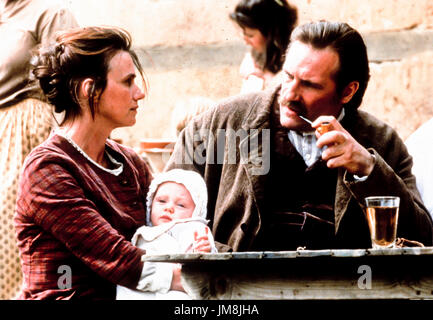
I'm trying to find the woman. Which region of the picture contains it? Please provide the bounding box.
[0,0,78,299]
[229,0,298,93]
[14,26,153,300]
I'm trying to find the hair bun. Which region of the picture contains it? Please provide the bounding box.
[55,43,65,59]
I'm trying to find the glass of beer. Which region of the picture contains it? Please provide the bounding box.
[365,196,400,249]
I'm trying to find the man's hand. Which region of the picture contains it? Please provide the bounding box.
[312,115,375,177]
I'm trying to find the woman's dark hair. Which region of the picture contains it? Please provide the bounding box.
[230,0,298,73]
[289,21,370,111]
[32,26,147,125]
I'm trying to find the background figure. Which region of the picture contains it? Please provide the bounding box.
[405,118,433,218]
[0,0,77,299]
[117,169,217,300]
[230,0,297,93]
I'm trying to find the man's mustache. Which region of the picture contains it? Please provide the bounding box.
[278,98,306,116]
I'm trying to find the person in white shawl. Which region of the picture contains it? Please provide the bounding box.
[116,169,217,300]
[405,118,433,218]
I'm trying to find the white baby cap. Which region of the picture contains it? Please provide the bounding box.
[146,169,208,226]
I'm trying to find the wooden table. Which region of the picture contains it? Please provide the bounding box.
[142,247,433,299]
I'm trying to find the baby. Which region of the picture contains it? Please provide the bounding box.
[116,169,217,300]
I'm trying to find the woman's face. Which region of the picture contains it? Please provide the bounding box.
[96,50,145,129]
[242,27,266,53]
[150,182,196,226]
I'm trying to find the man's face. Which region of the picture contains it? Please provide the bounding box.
[278,41,343,131]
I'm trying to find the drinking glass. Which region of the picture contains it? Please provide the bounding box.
[365,196,400,249]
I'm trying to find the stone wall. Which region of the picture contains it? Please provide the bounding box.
[68,0,433,146]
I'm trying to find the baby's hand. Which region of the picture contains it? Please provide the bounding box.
[190,227,211,253]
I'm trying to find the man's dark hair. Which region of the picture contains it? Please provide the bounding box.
[289,21,370,111]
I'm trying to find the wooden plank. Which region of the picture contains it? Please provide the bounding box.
[180,254,433,300]
[142,248,433,300]
[142,247,433,262]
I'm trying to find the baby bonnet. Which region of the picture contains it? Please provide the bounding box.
[146,169,208,226]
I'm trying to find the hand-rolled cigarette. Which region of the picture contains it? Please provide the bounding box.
[317,122,331,135]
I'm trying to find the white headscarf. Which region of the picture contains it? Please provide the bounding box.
[145,169,208,226]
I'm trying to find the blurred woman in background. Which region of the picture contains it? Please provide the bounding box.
[230,0,298,93]
[0,0,78,299]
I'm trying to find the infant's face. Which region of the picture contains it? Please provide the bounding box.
[150,182,196,226]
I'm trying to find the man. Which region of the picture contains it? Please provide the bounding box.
[166,21,433,252]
